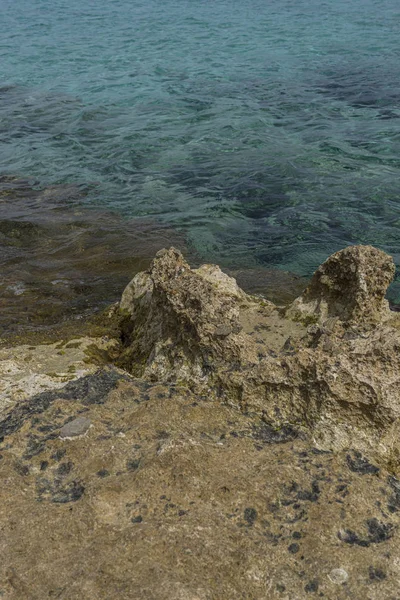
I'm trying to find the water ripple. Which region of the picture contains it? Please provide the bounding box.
[1,0,400,306]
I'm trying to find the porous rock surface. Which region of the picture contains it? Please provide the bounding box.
[286,245,395,325]
[116,245,400,463]
[2,244,400,599]
[1,370,400,599]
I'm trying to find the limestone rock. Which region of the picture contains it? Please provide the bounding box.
[0,337,116,413]
[116,247,267,382]
[115,245,400,463]
[286,245,395,326]
[2,244,400,599]
[1,371,400,599]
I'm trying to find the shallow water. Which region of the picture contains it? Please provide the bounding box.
[0,176,189,334]
[0,177,306,335]
[1,0,400,327]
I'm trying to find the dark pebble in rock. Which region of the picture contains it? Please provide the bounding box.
[14,461,29,476]
[367,518,393,543]
[387,476,400,513]
[244,507,257,525]
[252,423,298,444]
[288,543,300,554]
[304,579,319,593]
[131,515,143,523]
[338,518,393,547]
[292,531,302,539]
[369,566,386,581]
[127,459,141,471]
[346,451,379,475]
[51,448,66,461]
[97,469,110,478]
[23,438,46,459]
[51,481,85,503]
[56,461,73,476]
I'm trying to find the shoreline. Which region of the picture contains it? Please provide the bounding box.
[0,175,311,342]
[2,243,400,465]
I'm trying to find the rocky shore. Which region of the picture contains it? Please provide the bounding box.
[1,245,400,599]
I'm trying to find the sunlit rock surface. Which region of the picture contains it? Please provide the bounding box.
[116,245,400,461]
[2,244,400,599]
[286,245,395,325]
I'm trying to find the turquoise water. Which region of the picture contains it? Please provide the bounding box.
[1,0,400,295]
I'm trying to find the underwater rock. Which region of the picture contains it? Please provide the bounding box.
[0,175,188,337]
[227,267,307,305]
[315,65,400,109]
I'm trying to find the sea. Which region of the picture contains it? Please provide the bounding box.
[1,0,400,332]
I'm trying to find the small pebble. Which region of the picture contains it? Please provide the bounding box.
[60,417,91,439]
[328,568,348,584]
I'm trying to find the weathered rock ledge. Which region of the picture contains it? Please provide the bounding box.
[113,244,400,467]
[1,244,400,599]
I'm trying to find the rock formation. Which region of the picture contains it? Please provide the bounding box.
[115,245,400,463]
[286,245,395,325]
[2,243,400,599]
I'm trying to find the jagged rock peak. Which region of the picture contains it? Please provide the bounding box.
[117,247,255,381]
[287,245,395,326]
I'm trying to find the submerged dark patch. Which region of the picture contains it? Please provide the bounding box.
[314,67,400,109]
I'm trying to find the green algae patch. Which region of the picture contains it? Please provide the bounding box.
[83,343,120,367]
[289,312,319,327]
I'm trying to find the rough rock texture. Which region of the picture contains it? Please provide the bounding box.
[286,245,395,325]
[0,337,117,414]
[2,244,400,599]
[117,247,305,382]
[1,370,400,599]
[115,246,400,465]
